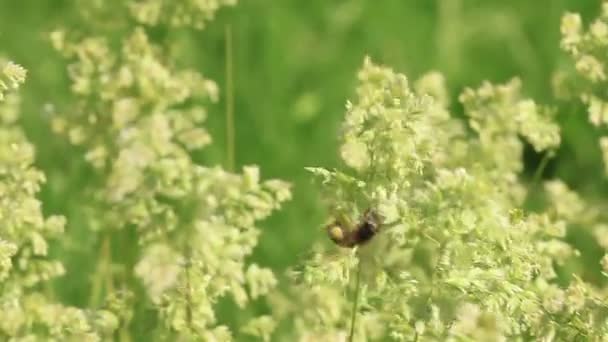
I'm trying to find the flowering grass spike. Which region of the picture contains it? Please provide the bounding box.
[280,57,608,341]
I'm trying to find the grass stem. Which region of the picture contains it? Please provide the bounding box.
[225,24,235,172]
[348,256,362,342]
[531,151,553,188]
[89,234,112,307]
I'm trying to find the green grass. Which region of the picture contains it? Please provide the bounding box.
[1,0,607,338]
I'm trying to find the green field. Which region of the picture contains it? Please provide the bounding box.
[2,0,608,340]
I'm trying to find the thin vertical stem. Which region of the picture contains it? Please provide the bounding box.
[184,244,193,328]
[89,234,112,307]
[348,257,362,342]
[532,151,553,188]
[225,24,235,172]
[103,236,114,294]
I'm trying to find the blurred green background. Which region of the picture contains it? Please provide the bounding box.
[1,0,607,337]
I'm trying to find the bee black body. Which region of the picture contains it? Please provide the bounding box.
[353,217,378,244]
[327,209,382,248]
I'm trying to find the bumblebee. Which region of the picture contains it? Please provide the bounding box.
[326,209,383,248]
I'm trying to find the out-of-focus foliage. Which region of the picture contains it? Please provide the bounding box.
[0,60,121,341]
[556,3,608,183]
[0,61,26,101]
[129,0,237,29]
[44,0,291,340]
[2,0,608,340]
